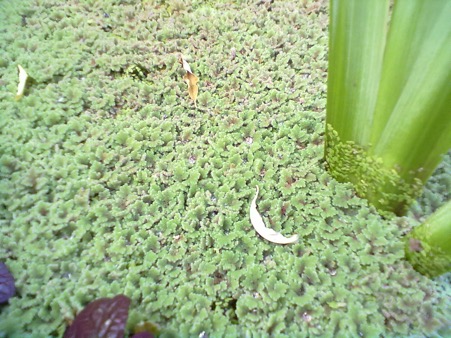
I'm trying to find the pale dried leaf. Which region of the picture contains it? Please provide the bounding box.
[180,55,192,74]
[180,55,198,106]
[249,186,299,244]
[16,64,28,100]
[183,72,199,104]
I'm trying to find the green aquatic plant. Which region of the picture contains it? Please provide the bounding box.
[405,200,451,277]
[325,0,451,216]
[1,0,451,337]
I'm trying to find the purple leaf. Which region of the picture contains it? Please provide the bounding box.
[131,333,155,338]
[64,294,131,338]
[0,262,16,303]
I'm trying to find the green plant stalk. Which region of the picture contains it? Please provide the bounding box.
[326,0,389,146]
[368,0,451,198]
[405,201,451,277]
[325,0,451,216]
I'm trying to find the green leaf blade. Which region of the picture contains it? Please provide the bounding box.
[326,0,389,145]
[371,0,451,181]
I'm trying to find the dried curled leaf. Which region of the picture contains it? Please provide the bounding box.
[180,55,198,106]
[16,64,28,100]
[183,72,199,105]
[180,57,192,73]
[250,186,299,244]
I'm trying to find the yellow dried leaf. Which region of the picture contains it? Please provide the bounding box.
[16,64,28,100]
[250,186,299,244]
[180,55,199,106]
[183,72,198,105]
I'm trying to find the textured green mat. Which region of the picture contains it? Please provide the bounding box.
[0,0,450,337]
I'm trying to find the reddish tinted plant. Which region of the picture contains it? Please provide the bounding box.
[0,262,15,303]
[64,295,131,338]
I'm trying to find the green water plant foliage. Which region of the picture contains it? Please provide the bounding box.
[0,0,450,337]
[405,200,451,278]
[325,0,451,216]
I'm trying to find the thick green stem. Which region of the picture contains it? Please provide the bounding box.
[326,0,389,146]
[405,201,451,277]
[325,0,451,216]
[325,124,423,216]
[370,0,451,181]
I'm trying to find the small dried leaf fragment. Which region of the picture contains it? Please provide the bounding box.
[183,72,199,105]
[180,57,192,73]
[180,55,198,106]
[250,186,299,244]
[408,238,423,252]
[16,64,28,100]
